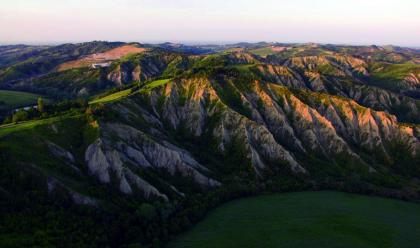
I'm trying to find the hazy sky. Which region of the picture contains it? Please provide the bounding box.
[1,0,419,46]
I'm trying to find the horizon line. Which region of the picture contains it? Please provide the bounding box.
[0,40,419,49]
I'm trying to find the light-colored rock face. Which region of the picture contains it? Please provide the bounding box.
[46,141,76,165]
[85,139,112,183]
[253,54,420,124]
[84,120,221,201]
[4,46,420,211]
[256,65,306,89]
[47,178,99,207]
[71,191,98,207]
[84,136,173,200]
[309,92,419,158]
[81,73,420,202]
[284,54,368,77]
[402,73,420,90]
[105,53,181,85]
[71,50,420,203]
[105,123,220,186]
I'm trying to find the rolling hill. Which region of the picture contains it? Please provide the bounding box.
[0,41,419,247]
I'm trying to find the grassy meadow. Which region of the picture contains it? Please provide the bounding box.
[249,47,277,57]
[168,191,420,248]
[89,89,133,104]
[0,90,45,109]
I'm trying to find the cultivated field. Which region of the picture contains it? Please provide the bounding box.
[58,45,147,71]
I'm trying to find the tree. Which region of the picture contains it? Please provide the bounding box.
[136,203,157,221]
[12,110,28,123]
[3,116,12,124]
[37,98,45,113]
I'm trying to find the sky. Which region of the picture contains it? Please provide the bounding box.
[1,0,419,46]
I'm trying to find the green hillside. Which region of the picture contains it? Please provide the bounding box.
[168,191,420,248]
[89,88,133,104]
[249,47,277,57]
[368,63,420,92]
[0,90,45,109]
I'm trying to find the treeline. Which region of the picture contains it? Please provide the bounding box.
[2,98,88,124]
[0,162,309,248]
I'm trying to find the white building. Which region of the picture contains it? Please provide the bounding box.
[91,62,111,69]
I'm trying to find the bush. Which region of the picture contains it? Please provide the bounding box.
[12,110,28,123]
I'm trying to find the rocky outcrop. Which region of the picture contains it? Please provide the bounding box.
[46,141,80,172]
[254,55,420,124]
[84,120,221,200]
[255,64,306,89]
[47,178,98,207]
[284,54,368,77]
[402,73,420,91]
[3,43,420,213]
[78,62,420,202]
[46,141,75,164]
[106,52,181,85]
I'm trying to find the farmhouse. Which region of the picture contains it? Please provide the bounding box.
[91,62,111,69]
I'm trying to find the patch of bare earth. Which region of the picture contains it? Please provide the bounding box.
[271,46,287,52]
[58,45,147,71]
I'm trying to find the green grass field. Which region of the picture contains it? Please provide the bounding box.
[167,191,420,248]
[89,89,132,104]
[142,78,171,91]
[370,63,419,80]
[0,115,82,138]
[249,47,277,57]
[232,64,256,72]
[368,63,420,92]
[0,90,45,108]
[90,79,171,104]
